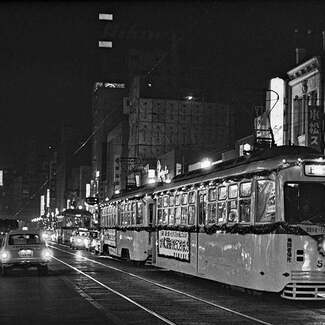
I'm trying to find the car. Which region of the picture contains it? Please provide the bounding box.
[70,229,90,250]
[0,229,52,276]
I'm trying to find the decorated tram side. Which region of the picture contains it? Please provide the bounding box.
[100,188,155,262]
[152,146,325,300]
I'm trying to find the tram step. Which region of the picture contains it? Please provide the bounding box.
[145,255,153,265]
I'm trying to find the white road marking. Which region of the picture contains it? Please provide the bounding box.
[51,245,273,325]
[52,255,176,325]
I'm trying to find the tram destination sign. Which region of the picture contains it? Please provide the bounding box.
[304,163,325,177]
[158,230,190,262]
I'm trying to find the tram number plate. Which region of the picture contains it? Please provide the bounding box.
[317,259,325,268]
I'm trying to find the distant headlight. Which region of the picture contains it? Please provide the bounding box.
[1,251,10,262]
[41,248,52,260]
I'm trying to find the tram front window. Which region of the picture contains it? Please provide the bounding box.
[284,182,325,224]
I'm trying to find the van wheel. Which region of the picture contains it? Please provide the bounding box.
[38,265,48,276]
[1,266,8,276]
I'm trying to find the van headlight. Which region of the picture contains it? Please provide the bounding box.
[1,251,10,262]
[41,248,52,260]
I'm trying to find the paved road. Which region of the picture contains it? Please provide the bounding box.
[1,244,325,325]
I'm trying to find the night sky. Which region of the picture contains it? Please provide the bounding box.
[0,1,325,165]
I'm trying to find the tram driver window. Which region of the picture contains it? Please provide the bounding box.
[284,182,325,224]
[256,180,275,223]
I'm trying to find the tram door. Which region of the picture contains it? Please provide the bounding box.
[148,202,156,264]
[197,190,207,273]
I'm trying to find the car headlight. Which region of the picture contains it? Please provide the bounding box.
[1,251,10,262]
[41,248,52,260]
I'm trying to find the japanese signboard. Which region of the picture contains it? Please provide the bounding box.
[308,105,322,152]
[158,230,190,262]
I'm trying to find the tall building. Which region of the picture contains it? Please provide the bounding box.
[286,56,324,152]
[92,78,235,198]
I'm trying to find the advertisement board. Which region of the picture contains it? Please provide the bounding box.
[158,230,190,262]
[308,105,322,152]
[269,77,285,146]
[107,229,117,247]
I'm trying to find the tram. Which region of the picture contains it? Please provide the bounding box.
[100,187,154,261]
[99,146,325,300]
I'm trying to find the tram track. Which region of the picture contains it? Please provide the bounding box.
[50,244,273,325]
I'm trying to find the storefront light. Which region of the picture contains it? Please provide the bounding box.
[201,158,212,169]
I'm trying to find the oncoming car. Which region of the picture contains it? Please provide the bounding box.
[70,229,90,250]
[0,229,52,276]
[41,229,57,242]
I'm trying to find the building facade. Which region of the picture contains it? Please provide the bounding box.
[286,56,324,152]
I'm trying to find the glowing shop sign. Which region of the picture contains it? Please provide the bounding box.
[158,230,190,262]
[304,164,325,176]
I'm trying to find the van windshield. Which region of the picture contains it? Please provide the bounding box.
[9,234,41,245]
[284,182,325,224]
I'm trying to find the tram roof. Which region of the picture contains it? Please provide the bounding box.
[107,186,154,203]
[155,145,324,192]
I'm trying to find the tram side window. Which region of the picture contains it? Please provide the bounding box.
[131,203,137,225]
[181,206,188,224]
[208,188,217,201]
[169,195,175,206]
[163,196,169,207]
[217,201,227,223]
[168,207,175,225]
[256,180,276,223]
[207,202,217,224]
[188,205,196,225]
[175,206,181,224]
[198,191,207,225]
[175,194,181,206]
[217,186,227,223]
[163,208,169,224]
[239,199,251,222]
[136,202,143,225]
[181,193,188,205]
[227,184,238,223]
[158,209,163,224]
[158,197,163,208]
[189,191,196,204]
[239,182,252,223]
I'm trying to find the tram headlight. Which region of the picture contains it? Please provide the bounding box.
[317,236,325,257]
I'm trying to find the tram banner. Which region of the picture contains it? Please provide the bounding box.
[158,230,190,262]
[103,229,117,247]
